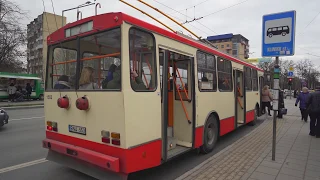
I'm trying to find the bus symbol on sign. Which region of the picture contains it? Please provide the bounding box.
[267,26,290,38]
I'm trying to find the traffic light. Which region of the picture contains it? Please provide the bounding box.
[288,78,292,86]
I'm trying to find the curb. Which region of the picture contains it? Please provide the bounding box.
[1,105,44,110]
[175,117,270,180]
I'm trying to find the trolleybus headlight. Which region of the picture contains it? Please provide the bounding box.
[57,95,70,109]
[101,130,110,144]
[46,121,58,132]
[111,132,121,146]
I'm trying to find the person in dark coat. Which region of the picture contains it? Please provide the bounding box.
[295,87,310,122]
[277,89,285,118]
[54,75,71,89]
[25,83,32,100]
[306,86,320,137]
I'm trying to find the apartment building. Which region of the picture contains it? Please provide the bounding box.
[27,12,66,80]
[206,33,250,60]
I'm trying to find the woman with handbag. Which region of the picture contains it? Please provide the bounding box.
[261,85,273,116]
[295,87,310,122]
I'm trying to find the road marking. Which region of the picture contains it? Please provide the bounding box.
[0,158,48,174]
[9,116,45,122]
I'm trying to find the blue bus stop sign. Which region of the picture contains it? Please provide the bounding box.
[262,10,296,57]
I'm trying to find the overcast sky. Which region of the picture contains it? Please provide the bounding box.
[16,0,320,67]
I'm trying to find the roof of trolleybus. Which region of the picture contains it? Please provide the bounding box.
[47,12,263,72]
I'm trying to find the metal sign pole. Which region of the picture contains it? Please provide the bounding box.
[272,57,280,161]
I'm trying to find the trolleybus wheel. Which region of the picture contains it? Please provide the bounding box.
[39,94,44,100]
[200,115,218,154]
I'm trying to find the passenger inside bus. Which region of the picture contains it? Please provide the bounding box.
[79,67,99,90]
[130,69,147,90]
[102,64,117,89]
[54,75,71,89]
[106,65,121,90]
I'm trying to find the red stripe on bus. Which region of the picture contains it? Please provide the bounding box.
[219,116,235,136]
[194,126,204,148]
[246,110,255,123]
[45,131,162,174]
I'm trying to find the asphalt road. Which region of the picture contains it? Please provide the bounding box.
[0,107,265,180]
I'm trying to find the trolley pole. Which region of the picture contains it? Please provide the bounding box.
[272,56,280,161]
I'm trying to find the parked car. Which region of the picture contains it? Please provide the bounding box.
[0,108,9,127]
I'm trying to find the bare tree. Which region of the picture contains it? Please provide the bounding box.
[0,0,28,72]
[295,59,320,89]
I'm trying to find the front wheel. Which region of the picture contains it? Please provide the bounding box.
[200,115,218,154]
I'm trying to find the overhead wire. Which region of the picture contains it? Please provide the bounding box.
[200,0,251,18]
[296,9,320,56]
[153,0,217,35]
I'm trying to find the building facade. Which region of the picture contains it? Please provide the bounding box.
[207,33,250,60]
[27,12,66,80]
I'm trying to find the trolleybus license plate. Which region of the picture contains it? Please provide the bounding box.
[69,125,86,135]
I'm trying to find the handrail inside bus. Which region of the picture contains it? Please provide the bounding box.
[51,52,120,66]
[174,62,190,101]
[173,76,191,124]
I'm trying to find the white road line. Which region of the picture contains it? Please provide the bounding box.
[0,158,48,174]
[9,116,45,122]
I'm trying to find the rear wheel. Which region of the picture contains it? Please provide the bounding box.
[39,94,44,100]
[200,115,218,154]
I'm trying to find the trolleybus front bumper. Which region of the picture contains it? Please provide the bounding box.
[42,138,120,173]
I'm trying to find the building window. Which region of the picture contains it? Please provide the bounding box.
[252,69,258,91]
[217,57,233,91]
[232,50,237,55]
[245,67,252,91]
[197,51,217,91]
[129,28,157,92]
[221,45,224,48]
[227,44,230,47]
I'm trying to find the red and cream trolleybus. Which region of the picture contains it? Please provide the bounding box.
[42,7,264,180]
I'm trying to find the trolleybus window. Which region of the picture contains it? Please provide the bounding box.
[79,28,121,90]
[217,57,233,91]
[46,40,77,90]
[252,69,258,91]
[129,28,156,91]
[245,67,252,91]
[197,51,217,91]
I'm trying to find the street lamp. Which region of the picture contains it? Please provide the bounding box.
[61,0,96,26]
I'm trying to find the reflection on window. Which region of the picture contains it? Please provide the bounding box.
[129,28,156,91]
[79,28,121,90]
[47,40,77,90]
[252,69,258,91]
[245,67,252,91]
[217,57,233,91]
[197,51,217,91]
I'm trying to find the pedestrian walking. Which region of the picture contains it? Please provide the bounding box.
[306,86,320,137]
[261,85,273,116]
[295,87,310,122]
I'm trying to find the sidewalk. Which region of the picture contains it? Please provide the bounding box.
[0,100,44,108]
[176,99,320,180]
